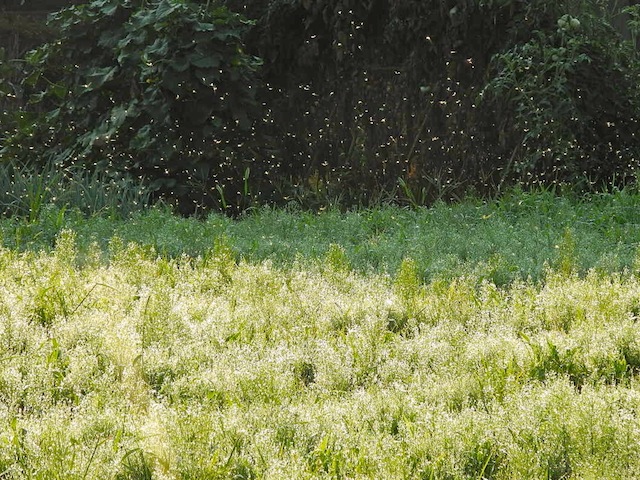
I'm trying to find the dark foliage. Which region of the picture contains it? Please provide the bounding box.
[241,0,640,204]
[1,0,266,214]
[2,0,640,213]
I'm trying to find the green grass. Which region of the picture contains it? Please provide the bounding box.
[0,160,151,220]
[2,190,640,478]
[3,187,640,282]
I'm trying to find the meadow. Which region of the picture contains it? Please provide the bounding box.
[2,189,640,478]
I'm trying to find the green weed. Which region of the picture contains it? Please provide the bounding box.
[0,161,151,221]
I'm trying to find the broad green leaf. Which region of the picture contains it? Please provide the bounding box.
[195,22,216,32]
[232,109,251,130]
[100,2,119,16]
[212,31,236,41]
[45,108,61,123]
[147,38,169,58]
[130,124,154,150]
[24,48,46,65]
[99,31,119,49]
[86,66,118,90]
[189,53,221,69]
[154,1,180,20]
[109,105,129,128]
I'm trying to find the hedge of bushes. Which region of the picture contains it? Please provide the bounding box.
[1,0,640,213]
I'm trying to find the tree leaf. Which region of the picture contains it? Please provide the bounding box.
[100,2,119,16]
[154,1,180,21]
[109,105,130,128]
[189,53,221,69]
[147,38,169,57]
[86,66,118,90]
[130,124,154,150]
[195,22,215,32]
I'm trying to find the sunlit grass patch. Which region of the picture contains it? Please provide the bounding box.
[1,219,640,477]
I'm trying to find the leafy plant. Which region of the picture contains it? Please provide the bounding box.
[1,0,263,213]
[0,160,150,220]
[480,6,640,186]
[235,0,640,205]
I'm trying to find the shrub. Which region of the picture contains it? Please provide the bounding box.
[480,6,640,187]
[242,0,640,203]
[3,0,640,213]
[0,0,265,214]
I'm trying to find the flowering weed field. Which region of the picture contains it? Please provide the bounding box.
[2,191,640,478]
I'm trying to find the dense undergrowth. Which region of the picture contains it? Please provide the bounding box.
[1,188,640,477]
[2,186,640,284]
[3,0,640,213]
